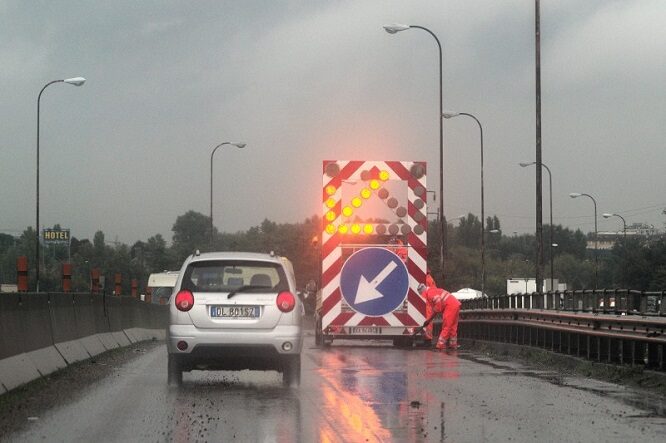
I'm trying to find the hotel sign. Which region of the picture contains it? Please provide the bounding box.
[43,229,70,244]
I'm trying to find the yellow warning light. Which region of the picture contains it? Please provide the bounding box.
[351,224,361,234]
[325,185,337,196]
[338,224,349,234]
[325,224,336,234]
[369,179,380,190]
[325,198,336,209]
[360,188,371,199]
[379,170,390,181]
[363,224,374,234]
[325,210,336,222]
[351,197,362,208]
[342,206,353,217]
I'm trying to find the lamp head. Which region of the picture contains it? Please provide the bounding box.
[602,213,613,218]
[231,143,246,149]
[64,77,86,86]
[442,111,460,119]
[569,193,582,198]
[383,24,410,34]
[519,162,534,167]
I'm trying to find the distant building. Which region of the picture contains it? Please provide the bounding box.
[595,223,659,250]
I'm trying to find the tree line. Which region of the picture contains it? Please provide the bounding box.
[1,211,664,294]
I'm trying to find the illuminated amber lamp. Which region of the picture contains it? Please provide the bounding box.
[360,188,371,199]
[379,170,390,181]
[325,224,336,234]
[363,224,374,234]
[351,197,362,208]
[351,224,361,234]
[342,206,353,217]
[369,179,380,190]
[325,198,336,208]
[325,210,336,222]
[338,224,349,234]
[325,185,337,196]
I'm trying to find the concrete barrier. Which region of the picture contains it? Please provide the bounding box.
[106,295,131,347]
[22,293,67,378]
[0,294,40,393]
[0,292,168,395]
[73,293,106,358]
[50,293,90,364]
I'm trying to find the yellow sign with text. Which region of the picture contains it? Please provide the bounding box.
[43,229,70,243]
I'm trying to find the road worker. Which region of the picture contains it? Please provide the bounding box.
[417,282,461,351]
[423,271,437,341]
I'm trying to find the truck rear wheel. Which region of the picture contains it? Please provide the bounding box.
[392,337,413,348]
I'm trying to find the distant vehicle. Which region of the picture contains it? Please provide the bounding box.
[145,271,179,304]
[166,251,303,387]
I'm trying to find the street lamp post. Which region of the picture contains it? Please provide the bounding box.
[443,111,485,296]
[36,77,86,292]
[603,212,626,244]
[570,192,598,289]
[520,161,554,291]
[210,142,246,244]
[603,212,627,288]
[384,23,446,284]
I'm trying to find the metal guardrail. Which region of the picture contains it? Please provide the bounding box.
[462,289,665,316]
[459,290,666,371]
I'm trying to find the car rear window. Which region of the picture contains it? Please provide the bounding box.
[181,260,289,293]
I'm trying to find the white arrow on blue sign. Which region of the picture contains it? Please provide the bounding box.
[339,247,409,316]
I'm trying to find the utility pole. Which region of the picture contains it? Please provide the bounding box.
[535,0,545,295]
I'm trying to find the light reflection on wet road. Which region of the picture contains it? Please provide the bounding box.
[8,333,666,442]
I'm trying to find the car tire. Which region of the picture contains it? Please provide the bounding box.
[168,354,183,387]
[282,355,301,388]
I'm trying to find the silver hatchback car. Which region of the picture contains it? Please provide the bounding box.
[167,251,303,387]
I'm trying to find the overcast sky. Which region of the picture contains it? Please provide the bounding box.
[1,0,664,245]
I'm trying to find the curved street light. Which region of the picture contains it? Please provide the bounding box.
[520,161,554,291]
[603,212,627,288]
[384,23,446,284]
[602,212,626,243]
[570,192,598,289]
[210,142,246,244]
[36,77,86,291]
[444,111,485,297]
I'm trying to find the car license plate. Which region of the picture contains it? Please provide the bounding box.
[210,305,259,318]
[348,327,382,334]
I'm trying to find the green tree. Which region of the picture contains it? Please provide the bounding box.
[172,211,213,262]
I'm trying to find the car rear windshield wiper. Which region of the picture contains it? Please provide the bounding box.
[227,284,272,299]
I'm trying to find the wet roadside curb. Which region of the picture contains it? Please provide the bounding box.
[460,338,666,397]
[0,339,164,439]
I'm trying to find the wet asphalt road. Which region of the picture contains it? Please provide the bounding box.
[7,332,666,443]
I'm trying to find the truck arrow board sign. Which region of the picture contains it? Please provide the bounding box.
[340,247,409,316]
[319,160,428,340]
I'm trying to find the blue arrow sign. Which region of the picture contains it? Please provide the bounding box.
[339,247,409,316]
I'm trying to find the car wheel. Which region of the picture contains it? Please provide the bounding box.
[282,355,301,388]
[168,354,182,387]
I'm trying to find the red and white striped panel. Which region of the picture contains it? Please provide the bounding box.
[321,160,428,334]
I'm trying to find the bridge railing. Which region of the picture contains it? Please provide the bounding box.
[462,289,665,316]
[458,289,666,371]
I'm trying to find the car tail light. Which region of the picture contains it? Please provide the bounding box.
[175,290,194,312]
[276,291,296,313]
